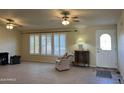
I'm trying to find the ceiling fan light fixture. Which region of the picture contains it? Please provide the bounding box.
[62,19,70,25]
[6,23,14,30]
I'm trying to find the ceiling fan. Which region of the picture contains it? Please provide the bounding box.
[0,17,22,30]
[58,10,80,25]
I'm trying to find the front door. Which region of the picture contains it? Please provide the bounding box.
[96,29,117,68]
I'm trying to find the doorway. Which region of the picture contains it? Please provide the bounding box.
[96,29,117,68]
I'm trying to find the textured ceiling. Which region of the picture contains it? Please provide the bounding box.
[0,9,122,30]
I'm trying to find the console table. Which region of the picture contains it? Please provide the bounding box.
[0,52,9,65]
[74,50,89,67]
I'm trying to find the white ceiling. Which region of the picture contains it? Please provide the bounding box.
[0,9,122,30]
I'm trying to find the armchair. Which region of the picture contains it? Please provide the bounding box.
[55,54,73,71]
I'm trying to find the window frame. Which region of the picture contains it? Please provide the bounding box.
[41,33,52,56]
[59,33,66,56]
[29,34,40,55]
[29,33,66,56]
[53,33,66,56]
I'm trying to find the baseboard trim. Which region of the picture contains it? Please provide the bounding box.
[90,65,96,67]
[21,60,56,64]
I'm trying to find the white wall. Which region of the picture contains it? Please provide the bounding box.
[0,27,21,63]
[117,11,124,79]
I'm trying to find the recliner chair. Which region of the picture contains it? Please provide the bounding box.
[55,54,73,71]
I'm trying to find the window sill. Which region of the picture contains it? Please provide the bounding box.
[29,54,60,57]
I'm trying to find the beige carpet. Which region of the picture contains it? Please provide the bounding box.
[0,62,120,84]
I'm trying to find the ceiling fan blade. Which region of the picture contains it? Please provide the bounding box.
[71,16,80,22]
[14,23,23,27]
[0,17,8,23]
[6,18,14,22]
[72,16,78,19]
[74,20,80,22]
[56,16,61,19]
[62,16,69,19]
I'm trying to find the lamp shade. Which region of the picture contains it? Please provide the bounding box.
[6,23,14,30]
[62,20,70,25]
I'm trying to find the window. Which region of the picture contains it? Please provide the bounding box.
[100,34,112,50]
[60,34,66,56]
[54,33,66,56]
[46,34,52,55]
[30,33,66,56]
[35,34,40,54]
[30,34,40,54]
[30,34,35,54]
[54,34,59,56]
[41,34,52,55]
[41,34,46,55]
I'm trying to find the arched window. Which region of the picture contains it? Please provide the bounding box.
[100,34,112,50]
